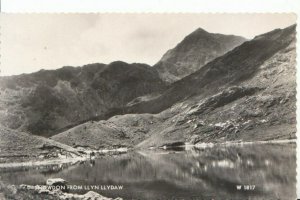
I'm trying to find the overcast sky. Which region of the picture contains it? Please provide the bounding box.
[0,13,296,76]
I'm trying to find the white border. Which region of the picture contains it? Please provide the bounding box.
[1,0,300,13]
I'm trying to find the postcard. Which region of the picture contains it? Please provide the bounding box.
[0,13,297,200]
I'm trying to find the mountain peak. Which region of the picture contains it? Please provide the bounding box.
[154,27,246,83]
[189,27,209,35]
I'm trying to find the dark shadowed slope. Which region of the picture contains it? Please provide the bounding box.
[0,61,166,137]
[154,28,246,83]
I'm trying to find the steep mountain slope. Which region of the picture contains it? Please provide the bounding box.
[154,28,246,82]
[53,25,296,149]
[0,61,166,137]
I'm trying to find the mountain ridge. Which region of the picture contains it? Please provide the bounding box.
[0,61,166,137]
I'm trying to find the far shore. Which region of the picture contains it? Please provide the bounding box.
[0,139,295,170]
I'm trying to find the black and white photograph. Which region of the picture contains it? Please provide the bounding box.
[0,13,297,199]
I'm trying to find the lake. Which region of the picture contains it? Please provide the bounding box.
[0,142,296,200]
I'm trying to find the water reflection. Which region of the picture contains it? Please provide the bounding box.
[0,143,296,200]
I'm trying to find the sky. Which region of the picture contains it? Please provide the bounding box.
[0,13,297,76]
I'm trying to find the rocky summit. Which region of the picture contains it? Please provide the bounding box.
[154,28,246,83]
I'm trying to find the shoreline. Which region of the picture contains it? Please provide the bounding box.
[0,139,295,169]
[194,138,296,148]
[0,156,87,169]
[0,147,129,169]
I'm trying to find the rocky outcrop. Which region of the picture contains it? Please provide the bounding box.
[0,178,121,200]
[187,86,261,116]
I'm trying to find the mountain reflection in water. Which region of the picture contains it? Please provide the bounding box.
[1,143,296,200]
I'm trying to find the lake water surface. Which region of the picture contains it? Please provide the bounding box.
[0,143,296,200]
